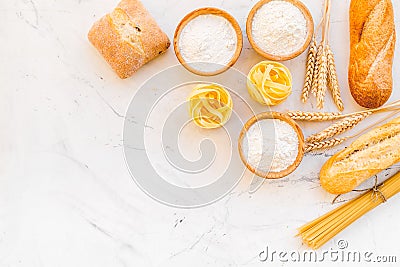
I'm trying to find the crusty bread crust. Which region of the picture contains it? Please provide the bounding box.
[320,116,400,194]
[348,0,396,108]
[88,0,170,79]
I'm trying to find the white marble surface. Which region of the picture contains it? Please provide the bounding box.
[2,0,400,266]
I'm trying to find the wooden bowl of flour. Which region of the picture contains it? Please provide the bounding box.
[174,7,243,76]
[246,0,314,61]
[238,112,305,179]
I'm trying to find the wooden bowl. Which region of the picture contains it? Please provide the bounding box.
[246,0,314,61]
[174,7,243,76]
[238,112,305,179]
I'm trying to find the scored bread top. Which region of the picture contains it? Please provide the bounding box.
[88,0,170,79]
[348,0,396,108]
[320,117,400,194]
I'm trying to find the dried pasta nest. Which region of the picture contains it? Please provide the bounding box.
[247,61,292,106]
[188,84,233,129]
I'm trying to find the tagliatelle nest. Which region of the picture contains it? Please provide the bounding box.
[247,61,292,106]
[188,84,233,129]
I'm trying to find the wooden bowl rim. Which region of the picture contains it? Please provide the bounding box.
[246,0,314,61]
[238,111,305,179]
[174,7,243,76]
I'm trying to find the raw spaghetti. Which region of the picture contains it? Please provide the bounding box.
[298,170,400,249]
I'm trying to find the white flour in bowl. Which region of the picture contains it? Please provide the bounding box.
[242,118,299,173]
[178,14,238,73]
[251,0,308,56]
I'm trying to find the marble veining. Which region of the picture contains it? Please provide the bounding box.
[1,0,400,266]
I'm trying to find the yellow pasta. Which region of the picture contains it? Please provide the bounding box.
[298,171,400,249]
[188,84,233,129]
[247,61,292,106]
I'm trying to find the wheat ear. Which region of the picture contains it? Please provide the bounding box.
[316,46,328,109]
[326,45,344,111]
[305,137,348,153]
[305,112,372,143]
[302,37,317,103]
[286,111,342,121]
[311,44,323,97]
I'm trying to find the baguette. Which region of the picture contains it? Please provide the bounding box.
[320,116,400,194]
[348,0,396,108]
[88,0,170,79]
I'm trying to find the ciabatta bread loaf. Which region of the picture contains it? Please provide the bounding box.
[348,0,396,108]
[88,0,170,79]
[320,116,400,194]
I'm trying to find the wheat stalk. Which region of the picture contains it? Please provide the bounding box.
[301,37,317,103]
[326,45,344,111]
[316,45,328,109]
[287,100,400,122]
[305,137,348,153]
[302,0,344,111]
[286,111,342,121]
[311,44,323,97]
[304,109,400,153]
[305,112,372,143]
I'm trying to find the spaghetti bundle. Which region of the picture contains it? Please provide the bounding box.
[298,170,400,249]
